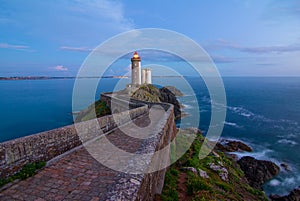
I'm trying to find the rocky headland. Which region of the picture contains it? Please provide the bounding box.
[75,84,184,122]
[75,85,299,200]
[130,84,182,120]
[158,131,300,201]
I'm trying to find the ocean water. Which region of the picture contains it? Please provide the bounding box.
[178,77,300,196]
[0,77,300,196]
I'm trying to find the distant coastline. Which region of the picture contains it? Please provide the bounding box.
[0,76,128,80]
[0,75,183,80]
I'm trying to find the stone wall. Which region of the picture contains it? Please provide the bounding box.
[136,105,177,201]
[102,103,177,201]
[1,93,179,201]
[0,106,148,178]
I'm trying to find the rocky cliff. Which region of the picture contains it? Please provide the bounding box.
[157,130,282,201]
[131,84,182,120]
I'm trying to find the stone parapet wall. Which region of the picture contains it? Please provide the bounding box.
[102,104,177,201]
[136,105,177,201]
[0,106,148,178]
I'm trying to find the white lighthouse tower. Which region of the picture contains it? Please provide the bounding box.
[131,51,141,86]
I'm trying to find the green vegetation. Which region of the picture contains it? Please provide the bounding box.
[158,130,268,201]
[76,100,111,122]
[187,172,212,195]
[131,84,161,102]
[0,161,46,188]
[160,168,179,201]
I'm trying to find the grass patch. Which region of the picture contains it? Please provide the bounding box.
[75,100,111,122]
[0,161,46,187]
[214,181,232,192]
[161,167,179,201]
[187,172,212,195]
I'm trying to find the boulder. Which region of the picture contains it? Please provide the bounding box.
[164,86,184,96]
[270,186,300,201]
[159,87,181,119]
[237,156,280,190]
[182,167,198,176]
[217,140,253,152]
[198,169,209,179]
[280,163,290,171]
[131,85,182,120]
[209,162,229,181]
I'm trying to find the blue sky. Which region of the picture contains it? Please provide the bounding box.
[0,0,300,76]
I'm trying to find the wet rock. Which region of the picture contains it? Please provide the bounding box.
[270,186,300,201]
[217,140,253,152]
[238,156,280,190]
[280,163,290,171]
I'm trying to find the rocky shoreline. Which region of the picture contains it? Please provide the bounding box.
[217,139,300,200]
[158,129,300,200]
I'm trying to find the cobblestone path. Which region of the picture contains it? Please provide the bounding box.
[0,107,166,201]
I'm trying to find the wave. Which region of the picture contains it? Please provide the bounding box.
[227,106,268,121]
[268,177,298,188]
[231,149,273,161]
[277,133,298,139]
[200,96,211,104]
[227,106,300,133]
[199,109,208,112]
[269,179,281,186]
[277,139,298,146]
[182,104,193,109]
[223,121,242,128]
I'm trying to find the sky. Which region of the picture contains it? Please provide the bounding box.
[0,0,300,77]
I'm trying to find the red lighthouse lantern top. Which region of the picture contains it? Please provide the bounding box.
[131,51,141,61]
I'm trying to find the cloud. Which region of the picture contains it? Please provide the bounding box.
[211,55,236,63]
[206,39,300,54]
[256,63,275,66]
[54,65,68,71]
[69,0,134,31]
[265,0,300,20]
[60,46,93,52]
[0,43,29,50]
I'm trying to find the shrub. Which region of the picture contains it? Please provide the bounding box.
[0,161,46,187]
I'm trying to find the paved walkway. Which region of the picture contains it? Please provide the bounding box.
[0,107,165,201]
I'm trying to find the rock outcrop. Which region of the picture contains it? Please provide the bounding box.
[159,87,181,119]
[238,156,280,190]
[270,186,300,201]
[158,130,269,201]
[216,140,253,152]
[164,86,184,96]
[209,162,229,181]
[131,85,182,120]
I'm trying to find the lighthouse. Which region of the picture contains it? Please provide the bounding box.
[131,51,141,86]
[141,68,152,84]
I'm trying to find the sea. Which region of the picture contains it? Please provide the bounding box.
[0,76,300,196]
